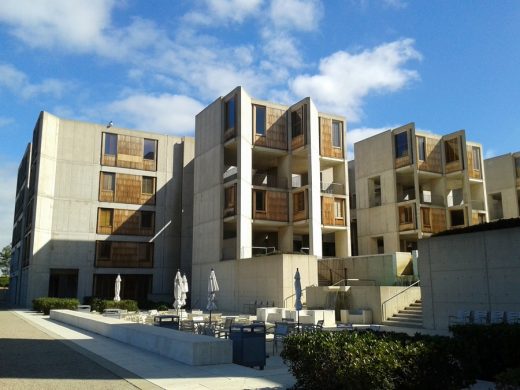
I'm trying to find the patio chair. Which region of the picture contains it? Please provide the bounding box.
[506,311,520,324]
[448,310,471,325]
[180,320,195,332]
[216,317,235,339]
[270,321,295,355]
[490,311,505,324]
[472,310,489,325]
[316,320,324,330]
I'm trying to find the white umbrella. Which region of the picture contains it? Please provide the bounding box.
[294,268,303,328]
[181,274,189,308]
[114,274,121,302]
[173,270,183,313]
[207,269,219,324]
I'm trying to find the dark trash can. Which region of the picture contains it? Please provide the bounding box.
[153,315,180,330]
[229,324,266,370]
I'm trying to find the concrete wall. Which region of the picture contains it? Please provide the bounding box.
[191,254,318,313]
[419,226,520,330]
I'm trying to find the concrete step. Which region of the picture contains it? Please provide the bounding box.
[395,312,422,320]
[382,319,423,328]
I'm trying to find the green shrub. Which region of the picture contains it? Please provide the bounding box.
[90,298,138,313]
[451,324,520,381]
[138,300,170,311]
[496,367,520,390]
[0,276,9,287]
[281,330,473,390]
[32,297,80,315]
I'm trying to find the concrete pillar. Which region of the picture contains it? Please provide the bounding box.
[307,100,322,258]
[335,230,350,257]
[278,226,293,253]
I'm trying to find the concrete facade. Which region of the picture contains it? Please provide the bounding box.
[484,152,520,220]
[418,224,520,330]
[192,86,350,312]
[353,124,488,255]
[10,112,194,307]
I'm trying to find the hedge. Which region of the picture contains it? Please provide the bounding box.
[32,297,80,315]
[450,324,520,382]
[89,298,139,313]
[281,330,474,390]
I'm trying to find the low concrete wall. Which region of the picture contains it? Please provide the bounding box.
[419,225,520,330]
[50,310,233,365]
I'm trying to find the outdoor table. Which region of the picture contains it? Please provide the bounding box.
[153,315,180,329]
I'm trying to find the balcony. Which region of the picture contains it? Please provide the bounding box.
[397,188,416,203]
[420,192,445,207]
[223,167,237,183]
[398,205,415,231]
[471,200,486,211]
[253,174,288,189]
[320,182,345,195]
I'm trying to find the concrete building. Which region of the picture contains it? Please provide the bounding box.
[191,86,350,312]
[10,112,194,307]
[353,124,488,255]
[484,152,520,220]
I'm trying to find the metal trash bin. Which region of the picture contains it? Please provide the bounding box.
[153,315,180,330]
[229,324,266,370]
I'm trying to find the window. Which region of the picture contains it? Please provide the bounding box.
[421,207,431,228]
[376,237,384,254]
[332,121,342,148]
[445,138,460,163]
[97,241,111,260]
[98,208,113,228]
[417,136,426,161]
[254,105,266,136]
[395,132,409,158]
[143,139,156,160]
[101,172,115,191]
[140,211,154,229]
[224,185,236,209]
[369,176,381,207]
[399,206,413,224]
[291,108,303,138]
[471,147,481,170]
[334,199,344,218]
[225,97,236,131]
[294,191,305,212]
[450,209,465,226]
[104,133,117,155]
[255,190,266,212]
[139,244,154,262]
[142,176,155,194]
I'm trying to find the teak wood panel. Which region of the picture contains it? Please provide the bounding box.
[254,107,287,150]
[395,155,412,169]
[445,160,463,173]
[97,208,155,236]
[417,137,442,173]
[95,241,153,268]
[291,134,305,150]
[116,174,155,205]
[467,150,482,179]
[224,184,237,217]
[101,133,157,171]
[321,196,346,226]
[293,189,308,221]
[319,117,343,159]
[421,207,446,233]
[253,190,288,222]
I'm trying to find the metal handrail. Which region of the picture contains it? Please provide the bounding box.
[381,279,420,322]
[283,284,316,309]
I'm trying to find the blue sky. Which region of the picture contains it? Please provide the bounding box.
[1,0,519,245]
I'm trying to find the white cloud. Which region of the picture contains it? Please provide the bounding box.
[484,149,496,159]
[108,93,205,135]
[184,0,263,25]
[0,117,14,128]
[0,0,114,52]
[383,0,407,9]
[269,0,323,31]
[347,126,391,159]
[0,162,17,246]
[290,38,421,122]
[0,63,70,99]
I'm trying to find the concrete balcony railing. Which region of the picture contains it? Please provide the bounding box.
[252,174,288,189]
[223,167,237,183]
[321,182,345,195]
[471,200,486,211]
[420,193,445,207]
[397,189,416,203]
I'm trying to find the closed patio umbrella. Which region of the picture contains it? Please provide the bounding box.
[181,274,189,308]
[294,268,303,329]
[207,268,219,324]
[114,274,121,302]
[173,270,183,314]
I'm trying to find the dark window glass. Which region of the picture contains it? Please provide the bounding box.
[450,209,465,226]
[332,121,341,147]
[395,132,408,158]
[445,139,460,163]
[143,139,156,160]
[418,137,426,161]
[255,105,266,135]
[225,97,235,130]
[291,109,302,138]
[101,172,115,191]
[142,177,155,194]
[255,191,266,211]
[141,211,154,229]
[105,133,117,155]
[98,241,111,260]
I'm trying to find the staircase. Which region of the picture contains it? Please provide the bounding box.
[382,300,423,328]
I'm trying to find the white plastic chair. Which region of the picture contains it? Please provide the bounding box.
[472,310,489,324]
[449,310,471,325]
[506,311,520,324]
[490,311,505,324]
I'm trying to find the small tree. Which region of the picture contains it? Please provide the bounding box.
[0,244,12,276]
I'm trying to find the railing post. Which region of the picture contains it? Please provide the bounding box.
[329,269,333,285]
[344,268,347,286]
